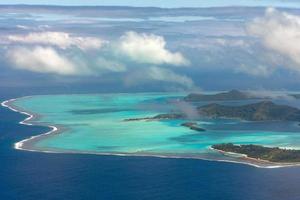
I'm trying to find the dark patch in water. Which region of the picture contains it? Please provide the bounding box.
[67,123,89,126]
[170,134,202,143]
[206,121,300,132]
[97,146,122,150]
[69,108,134,115]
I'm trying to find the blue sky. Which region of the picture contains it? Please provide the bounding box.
[1,5,300,92]
[1,0,300,8]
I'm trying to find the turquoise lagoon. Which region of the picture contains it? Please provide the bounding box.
[11,93,300,165]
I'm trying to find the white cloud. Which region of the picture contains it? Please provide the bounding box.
[119,31,189,66]
[246,89,296,101]
[15,25,51,31]
[95,57,127,73]
[7,46,79,75]
[215,38,248,47]
[3,31,194,90]
[247,8,300,71]
[124,66,194,90]
[147,67,193,86]
[171,101,200,120]
[235,64,272,77]
[16,25,30,30]
[6,32,105,50]
[6,46,129,76]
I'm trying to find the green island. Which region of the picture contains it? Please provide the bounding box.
[124,114,206,132]
[184,89,300,102]
[198,101,300,121]
[180,122,206,132]
[125,101,300,122]
[184,90,259,101]
[212,143,300,163]
[123,113,185,121]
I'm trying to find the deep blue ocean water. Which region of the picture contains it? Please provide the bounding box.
[1,94,300,200]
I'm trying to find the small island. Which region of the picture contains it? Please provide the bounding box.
[181,122,206,132]
[123,113,184,122]
[212,143,300,163]
[184,89,300,102]
[184,90,259,102]
[124,115,206,132]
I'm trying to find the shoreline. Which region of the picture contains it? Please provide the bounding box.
[210,147,300,168]
[1,97,61,152]
[2,96,300,169]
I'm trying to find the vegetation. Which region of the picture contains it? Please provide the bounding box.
[126,101,300,122]
[184,90,258,101]
[212,143,300,163]
[124,113,184,121]
[181,122,206,132]
[198,101,300,121]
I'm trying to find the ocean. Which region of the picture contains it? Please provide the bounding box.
[1,94,300,200]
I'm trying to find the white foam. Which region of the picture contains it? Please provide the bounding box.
[1,98,59,151]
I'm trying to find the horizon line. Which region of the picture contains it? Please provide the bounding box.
[0,4,298,9]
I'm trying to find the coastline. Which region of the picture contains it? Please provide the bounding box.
[1,97,62,152]
[210,147,300,168]
[2,96,300,169]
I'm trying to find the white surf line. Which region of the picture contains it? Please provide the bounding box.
[1,98,59,151]
[2,97,300,169]
[209,147,300,168]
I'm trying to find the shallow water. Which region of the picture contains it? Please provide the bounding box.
[11,93,300,160]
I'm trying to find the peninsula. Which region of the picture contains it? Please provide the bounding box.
[124,115,206,132]
[212,143,300,163]
[123,113,185,121]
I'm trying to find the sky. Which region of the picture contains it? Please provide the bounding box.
[1,0,300,8]
[1,4,300,94]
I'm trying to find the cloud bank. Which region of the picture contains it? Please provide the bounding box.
[235,64,272,77]
[124,66,195,90]
[247,8,300,71]
[6,32,105,50]
[7,46,78,75]
[119,31,189,66]
[5,31,189,74]
[4,31,192,90]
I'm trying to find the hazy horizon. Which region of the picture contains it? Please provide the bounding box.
[1,0,300,8]
[1,2,300,95]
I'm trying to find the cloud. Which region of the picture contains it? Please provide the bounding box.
[7,46,79,75]
[214,38,248,48]
[94,57,127,73]
[16,25,30,30]
[246,89,296,101]
[124,66,195,90]
[3,31,125,76]
[6,32,105,50]
[6,46,128,76]
[3,30,194,91]
[171,101,199,120]
[247,8,300,71]
[119,31,189,66]
[147,67,193,86]
[235,64,272,77]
